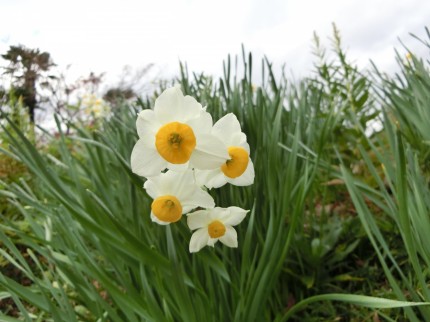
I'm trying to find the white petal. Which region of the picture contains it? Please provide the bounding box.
[143,178,159,199]
[207,238,218,247]
[154,87,184,123]
[136,109,158,138]
[145,170,212,213]
[186,110,213,135]
[212,113,242,144]
[181,95,205,122]
[231,133,250,153]
[153,87,206,124]
[189,228,209,253]
[226,158,255,187]
[181,187,215,213]
[130,140,167,177]
[207,207,228,221]
[190,134,229,170]
[221,207,248,226]
[187,210,211,230]
[143,172,172,196]
[195,169,227,189]
[150,212,170,225]
[162,170,195,196]
[219,226,238,248]
[167,162,190,172]
[133,131,154,148]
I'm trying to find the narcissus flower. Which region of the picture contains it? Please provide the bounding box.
[195,113,254,188]
[144,170,215,225]
[187,207,248,253]
[131,86,229,177]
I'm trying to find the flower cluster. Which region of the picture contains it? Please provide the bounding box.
[82,94,110,118]
[131,86,254,253]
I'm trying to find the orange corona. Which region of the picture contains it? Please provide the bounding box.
[208,220,226,238]
[221,146,249,178]
[155,122,196,164]
[151,195,183,223]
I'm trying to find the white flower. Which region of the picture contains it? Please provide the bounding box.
[82,94,110,118]
[144,170,215,225]
[131,86,229,177]
[195,113,254,188]
[187,207,248,253]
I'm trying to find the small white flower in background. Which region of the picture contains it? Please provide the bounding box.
[187,207,248,253]
[82,94,110,118]
[144,170,215,225]
[195,113,255,189]
[131,86,229,177]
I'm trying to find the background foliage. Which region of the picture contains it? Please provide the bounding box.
[1,26,430,321]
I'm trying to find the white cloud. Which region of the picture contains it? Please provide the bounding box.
[0,0,429,86]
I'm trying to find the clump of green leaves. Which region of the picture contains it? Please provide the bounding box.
[374,27,430,172]
[2,26,430,322]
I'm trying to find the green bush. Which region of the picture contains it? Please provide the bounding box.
[2,27,430,321]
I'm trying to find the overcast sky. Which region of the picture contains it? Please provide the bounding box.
[1,0,430,89]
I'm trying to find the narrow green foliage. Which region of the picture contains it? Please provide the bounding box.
[341,30,430,320]
[2,27,430,321]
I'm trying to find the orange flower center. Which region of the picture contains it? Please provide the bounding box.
[221,146,249,178]
[208,220,226,238]
[151,195,182,223]
[155,122,196,164]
